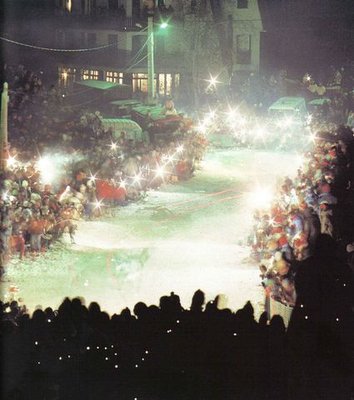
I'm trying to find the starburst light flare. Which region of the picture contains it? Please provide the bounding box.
[93,199,103,210]
[1,191,9,201]
[119,179,127,189]
[37,156,56,184]
[110,142,118,151]
[88,172,97,183]
[249,187,274,210]
[205,74,221,89]
[304,73,312,82]
[154,165,165,179]
[133,173,142,185]
[254,126,267,139]
[6,155,18,169]
[166,154,176,164]
[176,144,184,153]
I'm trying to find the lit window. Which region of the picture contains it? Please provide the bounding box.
[166,74,172,95]
[174,74,180,88]
[106,71,123,84]
[132,73,152,93]
[159,74,165,95]
[58,66,77,87]
[82,69,99,80]
[157,73,174,96]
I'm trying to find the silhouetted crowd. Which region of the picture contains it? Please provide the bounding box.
[1,260,353,400]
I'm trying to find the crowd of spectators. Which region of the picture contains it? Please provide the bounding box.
[0,64,207,267]
[251,125,354,310]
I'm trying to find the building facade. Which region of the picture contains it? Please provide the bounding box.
[53,0,263,100]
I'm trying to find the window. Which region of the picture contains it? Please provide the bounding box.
[58,67,76,87]
[82,69,99,80]
[106,71,123,84]
[158,73,173,96]
[157,73,180,96]
[236,0,248,9]
[236,34,251,64]
[174,74,180,88]
[132,73,153,93]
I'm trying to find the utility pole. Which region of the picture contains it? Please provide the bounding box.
[147,13,155,105]
[0,82,9,172]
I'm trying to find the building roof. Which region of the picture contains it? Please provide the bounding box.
[268,97,306,111]
[75,80,130,90]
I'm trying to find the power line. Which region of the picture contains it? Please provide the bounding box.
[0,36,118,52]
[124,54,148,72]
[127,35,149,67]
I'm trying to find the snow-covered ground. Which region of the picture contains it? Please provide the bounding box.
[2,149,301,318]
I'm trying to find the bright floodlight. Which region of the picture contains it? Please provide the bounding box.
[89,173,97,183]
[166,154,176,163]
[276,116,293,129]
[37,156,56,184]
[306,114,313,124]
[160,22,168,29]
[254,126,267,138]
[196,122,206,133]
[1,191,9,201]
[154,165,165,178]
[205,74,221,89]
[94,200,103,210]
[110,142,118,151]
[119,179,127,189]
[226,109,236,121]
[305,73,311,82]
[283,116,293,127]
[133,173,142,185]
[249,187,274,210]
[308,131,317,143]
[6,155,17,169]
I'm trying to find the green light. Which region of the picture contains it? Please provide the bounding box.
[160,22,168,29]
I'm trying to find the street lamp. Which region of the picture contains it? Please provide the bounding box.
[0,82,9,172]
[146,7,169,105]
[147,12,155,105]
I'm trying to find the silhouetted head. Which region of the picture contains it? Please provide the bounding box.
[88,302,101,315]
[242,301,254,319]
[32,309,46,324]
[270,314,286,334]
[259,311,268,327]
[120,307,132,320]
[190,289,205,312]
[134,302,148,319]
